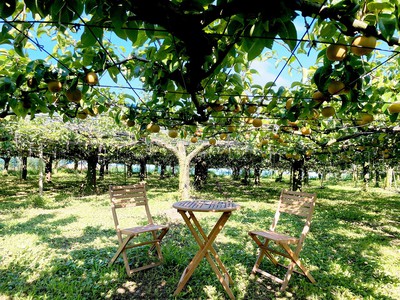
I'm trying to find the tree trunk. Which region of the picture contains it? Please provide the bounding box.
[352,164,358,187]
[21,156,28,180]
[171,161,176,176]
[160,162,166,179]
[45,156,53,183]
[154,163,159,175]
[384,166,393,189]
[292,159,304,191]
[275,171,283,182]
[84,149,98,194]
[303,163,309,185]
[98,147,105,180]
[39,146,44,196]
[333,169,341,183]
[374,167,381,187]
[105,163,109,174]
[152,140,210,200]
[194,157,208,190]
[254,166,261,185]
[178,155,191,199]
[99,163,105,180]
[319,170,326,188]
[176,141,191,199]
[241,166,250,185]
[2,157,11,174]
[53,159,59,174]
[232,166,241,181]
[362,162,370,192]
[127,162,133,178]
[139,158,147,181]
[74,160,79,172]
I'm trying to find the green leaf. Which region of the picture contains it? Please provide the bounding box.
[319,22,338,39]
[81,27,96,47]
[227,19,244,36]
[389,112,398,122]
[267,98,277,111]
[136,30,149,46]
[111,5,127,40]
[247,40,265,61]
[0,77,14,92]
[277,20,297,51]
[367,0,393,12]
[313,65,332,92]
[381,91,393,102]
[228,74,242,86]
[23,0,39,16]
[0,24,13,43]
[13,33,26,57]
[107,66,120,83]
[338,97,349,114]
[0,0,16,18]
[68,0,84,17]
[251,84,263,90]
[145,24,155,40]
[50,0,67,20]
[378,14,397,40]
[126,21,138,43]
[80,25,103,47]
[35,0,52,17]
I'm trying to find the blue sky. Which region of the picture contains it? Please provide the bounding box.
[251,16,318,88]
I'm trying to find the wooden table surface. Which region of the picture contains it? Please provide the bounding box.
[173,200,240,212]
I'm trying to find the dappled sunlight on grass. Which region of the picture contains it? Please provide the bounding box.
[0,172,399,299]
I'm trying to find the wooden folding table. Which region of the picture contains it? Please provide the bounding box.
[173,200,240,300]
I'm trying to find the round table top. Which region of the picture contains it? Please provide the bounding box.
[173,200,240,212]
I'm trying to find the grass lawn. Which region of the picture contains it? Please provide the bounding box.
[0,170,399,299]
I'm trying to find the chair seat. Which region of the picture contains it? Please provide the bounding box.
[249,230,299,244]
[121,224,169,235]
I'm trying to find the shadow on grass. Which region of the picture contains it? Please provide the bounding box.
[1,175,399,299]
[1,210,398,300]
[0,213,77,237]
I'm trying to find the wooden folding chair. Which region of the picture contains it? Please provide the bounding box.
[248,189,317,291]
[108,183,169,276]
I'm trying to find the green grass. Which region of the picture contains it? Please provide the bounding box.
[0,171,399,299]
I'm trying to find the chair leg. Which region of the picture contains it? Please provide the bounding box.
[149,228,169,253]
[280,261,295,291]
[109,236,132,266]
[152,241,163,261]
[280,243,316,284]
[122,249,132,276]
[110,230,169,276]
[249,236,316,291]
[108,235,134,276]
[249,234,278,273]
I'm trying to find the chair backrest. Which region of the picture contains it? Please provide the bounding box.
[270,190,316,244]
[109,183,154,230]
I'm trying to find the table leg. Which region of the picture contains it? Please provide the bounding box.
[190,211,234,285]
[174,210,235,300]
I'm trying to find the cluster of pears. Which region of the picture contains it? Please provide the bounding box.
[47,72,99,119]
[316,35,381,120]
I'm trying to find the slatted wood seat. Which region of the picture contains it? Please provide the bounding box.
[108,183,169,276]
[248,189,317,291]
